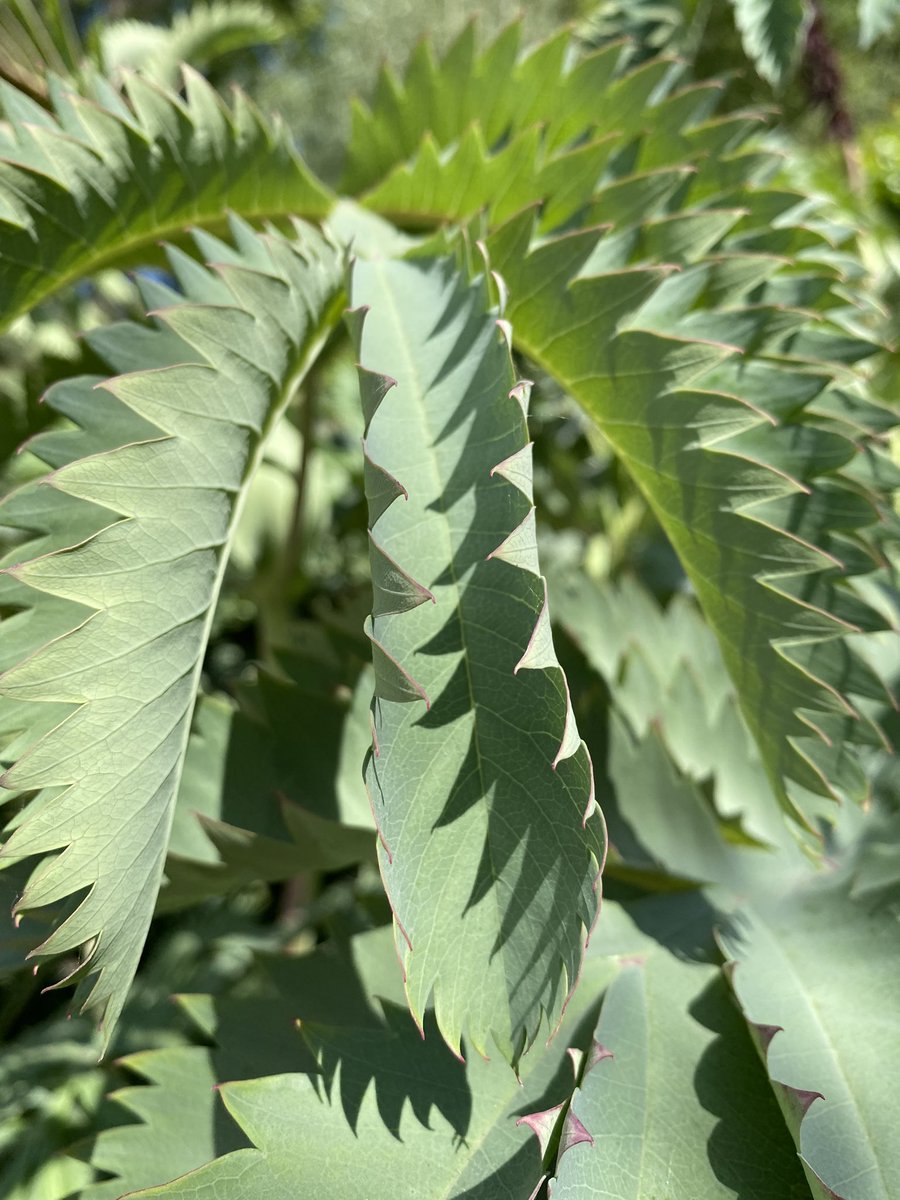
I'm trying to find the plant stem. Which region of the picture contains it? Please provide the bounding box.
[284,384,317,588]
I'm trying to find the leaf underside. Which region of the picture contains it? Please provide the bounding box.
[0,217,344,1045]
[0,67,333,331]
[351,254,605,1065]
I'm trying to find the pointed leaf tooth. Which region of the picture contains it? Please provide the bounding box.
[559,1108,594,1155]
[487,506,538,571]
[364,452,408,527]
[490,441,534,501]
[553,681,582,770]
[777,1083,825,1122]
[369,534,435,617]
[509,379,532,419]
[582,1038,615,1078]
[749,1021,784,1055]
[364,616,429,707]
[356,365,398,433]
[516,1102,566,1159]
[515,583,557,673]
[496,318,513,350]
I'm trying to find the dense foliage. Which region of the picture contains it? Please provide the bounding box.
[0,2,898,1198]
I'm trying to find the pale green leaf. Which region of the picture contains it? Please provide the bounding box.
[550,570,787,846]
[0,70,332,330]
[550,896,808,1198]
[719,883,900,1199]
[486,207,892,815]
[161,656,375,910]
[0,220,345,1045]
[87,925,613,1200]
[350,254,605,1066]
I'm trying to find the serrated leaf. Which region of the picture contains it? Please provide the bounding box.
[550,570,789,847]
[161,650,375,910]
[350,254,605,1066]
[487,208,893,815]
[719,882,900,1199]
[549,897,808,1198]
[100,2,287,89]
[0,70,333,330]
[0,221,345,1046]
[88,925,612,1200]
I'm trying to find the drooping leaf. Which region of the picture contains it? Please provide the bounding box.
[719,882,900,1200]
[0,219,345,1045]
[550,570,787,846]
[161,654,375,910]
[486,206,893,817]
[0,69,333,331]
[728,0,812,86]
[349,253,605,1066]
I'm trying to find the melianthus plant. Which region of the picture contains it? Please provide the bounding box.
[0,14,898,1200]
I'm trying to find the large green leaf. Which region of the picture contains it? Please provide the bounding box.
[0,69,332,330]
[335,23,897,814]
[548,896,808,1198]
[87,924,616,1200]
[719,882,900,1200]
[485,207,893,816]
[0,219,345,1045]
[349,253,605,1066]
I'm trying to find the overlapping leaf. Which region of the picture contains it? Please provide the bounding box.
[0,68,333,330]
[727,0,812,86]
[548,895,808,1199]
[551,570,786,845]
[85,925,615,1200]
[719,881,900,1200]
[349,253,605,1065]
[485,205,895,816]
[0,218,345,1045]
[332,22,899,815]
[161,651,375,911]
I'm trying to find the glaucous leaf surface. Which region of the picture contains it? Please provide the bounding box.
[0,220,344,1044]
[350,254,605,1065]
[719,881,900,1200]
